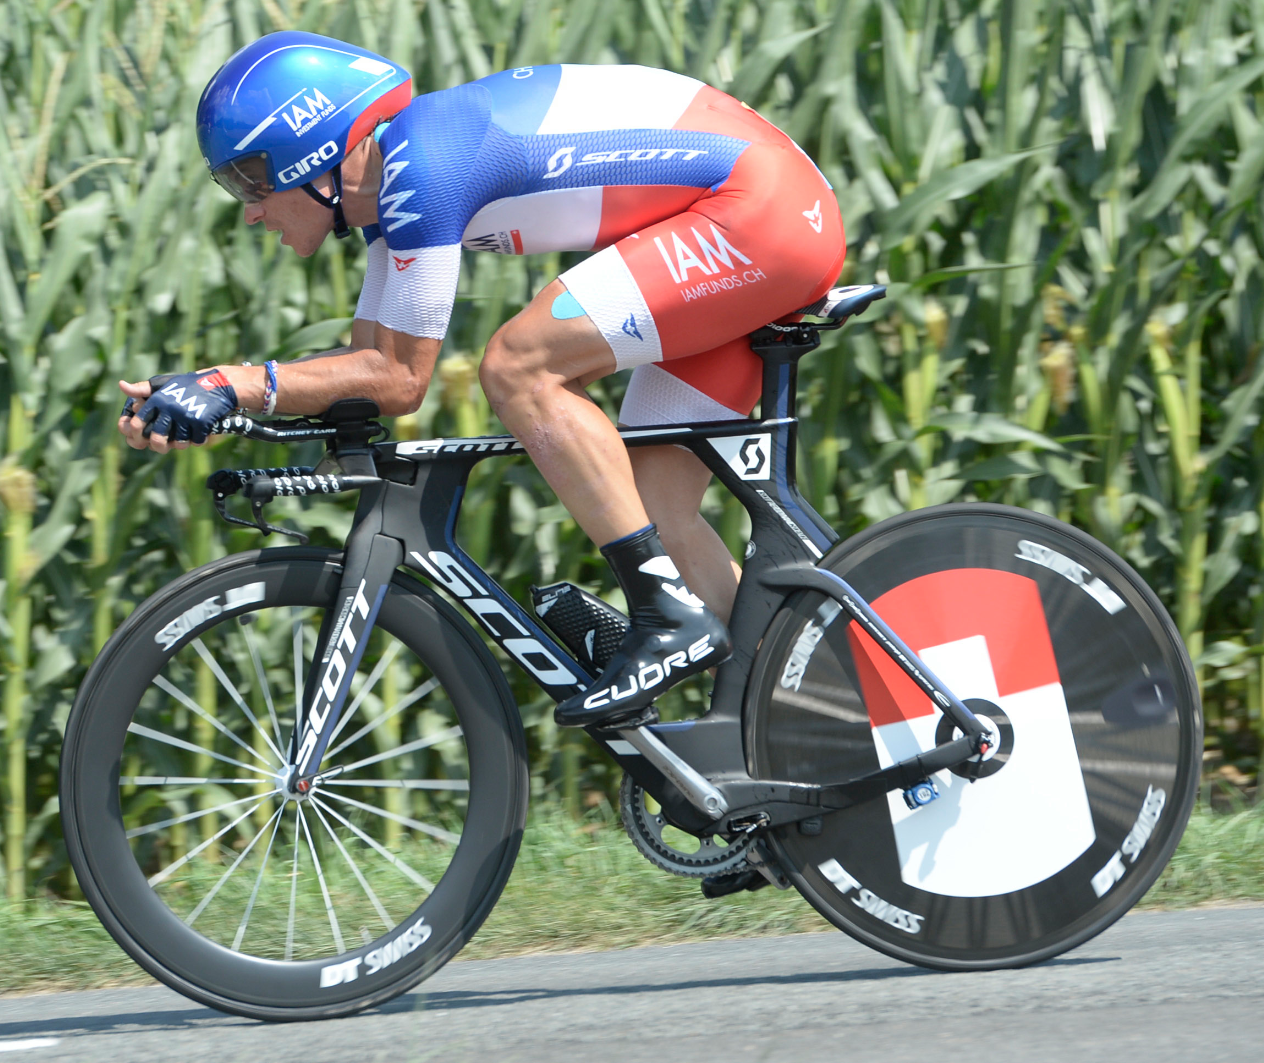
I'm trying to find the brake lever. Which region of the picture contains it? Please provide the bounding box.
[207,467,312,544]
[209,490,309,542]
[248,495,310,543]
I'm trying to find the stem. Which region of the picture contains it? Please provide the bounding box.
[1254,426,1264,787]
[1177,494,1207,683]
[901,319,933,509]
[91,438,119,653]
[4,394,31,902]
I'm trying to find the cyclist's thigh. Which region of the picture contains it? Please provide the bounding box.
[562,138,844,421]
[619,339,763,425]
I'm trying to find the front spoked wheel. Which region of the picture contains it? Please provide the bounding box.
[747,504,1201,969]
[61,548,528,1020]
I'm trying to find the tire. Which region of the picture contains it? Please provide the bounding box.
[61,548,529,1021]
[746,504,1201,970]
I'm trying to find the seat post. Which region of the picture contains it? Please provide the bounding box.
[749,326,820,420]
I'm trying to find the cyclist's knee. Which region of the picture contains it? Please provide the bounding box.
[479,324,539,411]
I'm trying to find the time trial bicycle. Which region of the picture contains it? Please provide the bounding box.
[60,284,1201,1021]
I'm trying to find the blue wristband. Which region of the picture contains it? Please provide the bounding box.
[263,359,278,415]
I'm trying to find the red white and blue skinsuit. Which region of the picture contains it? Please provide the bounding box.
[355,64,846,424]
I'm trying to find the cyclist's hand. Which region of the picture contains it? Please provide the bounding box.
[118,370,238,453]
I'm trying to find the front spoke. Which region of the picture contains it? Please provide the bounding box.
[148,798,268,887]
[310,801,395,932]
[127,793,264,839]
[153,675,275,768]
[337,726,463,775]
[241,620,284,752]
[326,677,439,760]
[324,640,405,751]
[324,778,469,791]
[192,638,286,765]
[120,776,262,786]
[232,806,286,952]
[316,788,461,845]
[298,805,344,953]
[310,795,434,892]
[292,610,305,722]
[128,723,277,778]
[185,804,285,927]
[285,804,301,962]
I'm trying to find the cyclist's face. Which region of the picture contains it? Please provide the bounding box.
[242,177,332,258]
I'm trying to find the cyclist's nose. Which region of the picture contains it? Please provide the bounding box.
[243,203,265,225]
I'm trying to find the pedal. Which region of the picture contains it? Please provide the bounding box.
[531,582,630,671]
[745,839,791,890]
[589,705,659,733]
[701,868,770,899]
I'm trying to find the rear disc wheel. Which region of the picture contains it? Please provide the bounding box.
[747,504,1201,969]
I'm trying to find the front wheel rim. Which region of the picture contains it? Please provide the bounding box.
[63,553,526,1016]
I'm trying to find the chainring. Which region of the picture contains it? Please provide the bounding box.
[619,772,752,878]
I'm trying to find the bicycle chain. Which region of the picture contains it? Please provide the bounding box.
[619,772,752,878]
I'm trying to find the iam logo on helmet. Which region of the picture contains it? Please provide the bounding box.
[846,568,1094,897]
[281,89,336,137]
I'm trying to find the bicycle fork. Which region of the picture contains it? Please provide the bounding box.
[289,488,402,785]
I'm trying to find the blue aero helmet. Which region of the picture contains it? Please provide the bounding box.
[197,31,411,236]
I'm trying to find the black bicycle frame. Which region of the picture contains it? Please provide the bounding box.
[233,328,990,833]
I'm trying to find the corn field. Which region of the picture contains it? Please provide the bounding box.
[1,0,1263,901]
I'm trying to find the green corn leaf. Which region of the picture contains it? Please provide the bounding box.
[20,191,111,360]
[923,412,1067,451]
[268,318,356,361]
[959,452,1045,480]
[1132,54,1264,220]
[727,22,831,103]
[1200,347,1264,469]
[878,145,1051,248]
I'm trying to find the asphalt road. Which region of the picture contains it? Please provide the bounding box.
[1,907,1261,1062]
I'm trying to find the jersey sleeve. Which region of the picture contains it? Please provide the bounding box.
[354,225,388,324]
[375,245,463,339]
[373,84,522,340]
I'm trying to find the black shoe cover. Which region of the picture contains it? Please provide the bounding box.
[554,525,731,728]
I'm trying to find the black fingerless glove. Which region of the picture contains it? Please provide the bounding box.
[134,369,239,444]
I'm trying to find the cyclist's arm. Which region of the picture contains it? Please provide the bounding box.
[117,327,439,453]
[216,327,440,416]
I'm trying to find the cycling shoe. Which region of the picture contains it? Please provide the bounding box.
[554,524,731,728]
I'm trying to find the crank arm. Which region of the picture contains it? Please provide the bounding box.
[761,564,991,744]
[712,733,980,833]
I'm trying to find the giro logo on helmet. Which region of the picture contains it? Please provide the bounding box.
[197,31,413,204]
[278,139,340,185]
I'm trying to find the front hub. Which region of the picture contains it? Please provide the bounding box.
[277,765,313,801]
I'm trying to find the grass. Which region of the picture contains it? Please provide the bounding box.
[3,801,1264,997]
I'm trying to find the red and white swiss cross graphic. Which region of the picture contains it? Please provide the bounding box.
[847,569,1095,897]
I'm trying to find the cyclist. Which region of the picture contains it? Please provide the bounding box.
[118,31,845,728]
